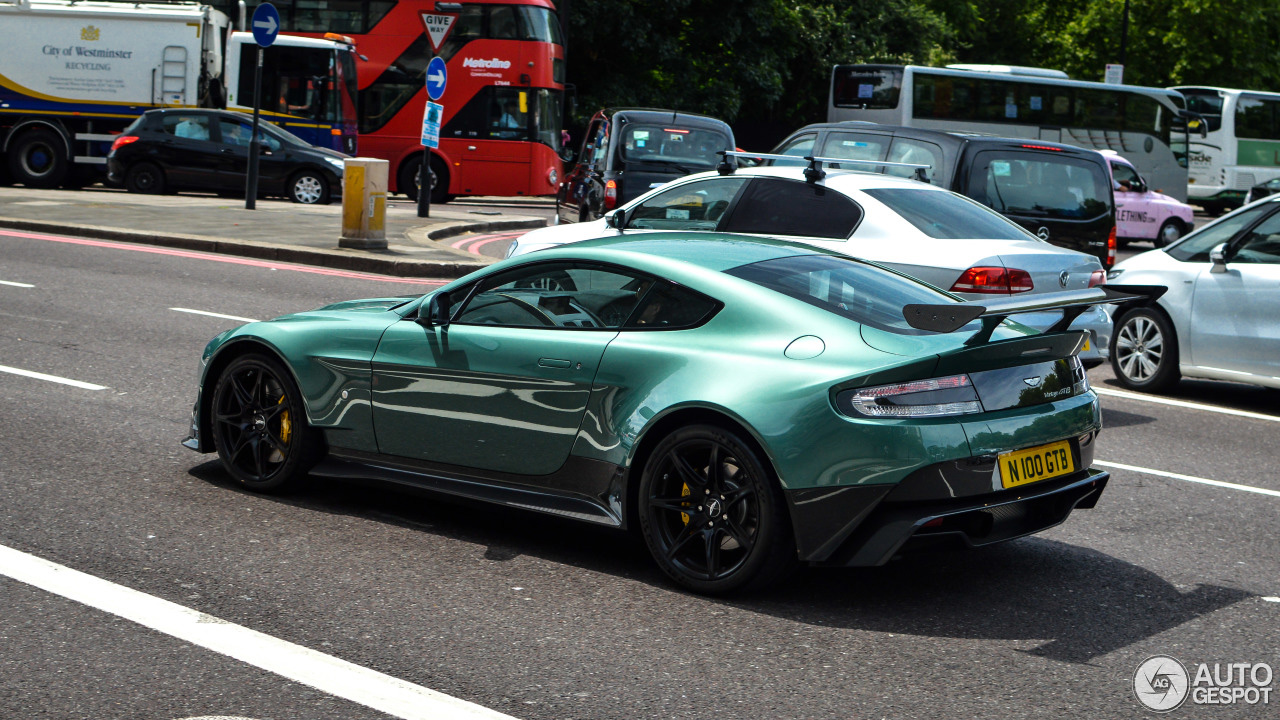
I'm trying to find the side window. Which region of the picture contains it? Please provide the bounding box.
[819,131,887,170]
[626,178,749,230]
[1167,203,1273,262]
[454,264,652,329]
[625,282,720,330]
[217,119,281,152]
[579,119,604,164]
[886,138,942,183]
[722,178,863,240]
[770,132,816,167]
[590,122,611,166]
[163,114,211,141]
[1111,161,1141,190]
[1232,210,1280,264]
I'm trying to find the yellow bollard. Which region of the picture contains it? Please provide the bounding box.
[339,158,389,249]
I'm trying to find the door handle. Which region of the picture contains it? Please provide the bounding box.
[220,148,235,154]
[467,145,477,151]
[537,357,572,369]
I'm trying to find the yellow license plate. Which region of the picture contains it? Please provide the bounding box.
[999,440,1075,489]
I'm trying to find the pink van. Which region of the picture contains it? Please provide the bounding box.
[1102,150,1195,247]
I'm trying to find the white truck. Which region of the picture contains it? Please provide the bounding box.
[0,0,358,188]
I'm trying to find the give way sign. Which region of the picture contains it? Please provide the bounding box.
[420,13,458,54]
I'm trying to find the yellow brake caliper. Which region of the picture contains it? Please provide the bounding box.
[680,483,691,525]
[268,395,291,463]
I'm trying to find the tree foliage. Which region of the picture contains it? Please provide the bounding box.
[564,0,1280,146]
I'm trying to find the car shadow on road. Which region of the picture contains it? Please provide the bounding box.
[1099,377,1280,417]
[189,461,1254,666]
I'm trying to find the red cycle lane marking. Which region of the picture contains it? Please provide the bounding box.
[0,229,446,286]
[450,231,522,251]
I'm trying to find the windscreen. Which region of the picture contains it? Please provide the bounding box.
[862,188,1035,240]
[965,151,1111,220]
[1178,88,1224,132]
[618,125,730,171]
[725,254,953,335]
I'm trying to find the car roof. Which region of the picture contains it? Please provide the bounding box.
[780,122,1103,158]
[687,164,950,192]
[597,108,732,129]
[515,231,840,273]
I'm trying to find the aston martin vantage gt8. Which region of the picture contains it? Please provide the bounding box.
[183,234,1158,594]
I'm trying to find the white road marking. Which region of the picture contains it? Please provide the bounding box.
[0,280,35,288]
[171,308,258,323]
[0,544,520,720]
[1095,387,1280,423]
[0,364,107,391]
[1096,460,1280,498]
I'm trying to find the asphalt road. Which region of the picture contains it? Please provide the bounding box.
[1,229,1278,720]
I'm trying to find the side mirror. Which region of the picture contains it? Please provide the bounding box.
[1209,243,1229,273]
[419,290,453,326]
[606,208,626,230]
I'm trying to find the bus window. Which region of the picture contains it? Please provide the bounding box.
[832,66,902,109]
[255,1,396,34]
[239,44,341,123]
[1180,89,1224,132]
[1236,95,1280,141]
[516,6,565,44]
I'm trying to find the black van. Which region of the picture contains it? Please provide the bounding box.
[557,108,735,225]
[767,123,1117,267]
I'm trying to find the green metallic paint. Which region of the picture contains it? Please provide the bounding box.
[371,321,616,475]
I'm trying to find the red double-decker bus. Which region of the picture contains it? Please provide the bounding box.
[203,0,565,202]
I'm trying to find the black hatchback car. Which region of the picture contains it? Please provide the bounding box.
[557,108,735,224]
[767,123,1117,267]
[107,109,347,204]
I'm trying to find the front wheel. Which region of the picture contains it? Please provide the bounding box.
[211,354,322,492]
[288,170,330,204]
[1111,307,1180,392]
[638,425,794,594]
[1153,219,1184,248]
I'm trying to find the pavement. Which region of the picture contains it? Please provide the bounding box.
[0,186,552,278]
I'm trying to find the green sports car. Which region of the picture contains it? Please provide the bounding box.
[183,233,1155,594]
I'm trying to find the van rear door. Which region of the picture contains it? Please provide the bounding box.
[959,147,1115,267]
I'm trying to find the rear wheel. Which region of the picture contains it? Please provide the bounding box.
[211,354,322,492]
[124,162,166,194]
[399,154,451,204]
[1153,219,1184,248]
[638,425,794,594]
[1111,307,1180,392]
[8,127,68,188]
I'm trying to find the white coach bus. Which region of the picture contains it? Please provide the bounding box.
[1171,86,1280,214]
[829,64,1193,202]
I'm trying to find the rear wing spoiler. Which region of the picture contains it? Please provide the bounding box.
[903,285,1166,345]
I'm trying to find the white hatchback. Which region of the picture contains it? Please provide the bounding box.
[509,165,1113,364]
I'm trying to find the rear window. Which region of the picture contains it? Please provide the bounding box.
[618,125,729,171]
[863,188,1034,240]
[965,151,1111,220]
[725,254,952,334]
[723,178,863,239]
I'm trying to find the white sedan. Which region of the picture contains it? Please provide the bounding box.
[509,165,1113,364]
[1107,194,1280,391]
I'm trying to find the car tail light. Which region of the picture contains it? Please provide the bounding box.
[949,266,1034,294]
[1020,144,1063,152]
[1088,269,1107,287]
[838,374,983,418]
[604,179,618,210]
[1107,225,1117,266]
[110,135,139,152]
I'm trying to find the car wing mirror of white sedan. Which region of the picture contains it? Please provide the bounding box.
[605,208,627,231]
[1210,243,1229,273]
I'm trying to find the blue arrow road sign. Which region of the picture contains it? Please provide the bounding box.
[251,3,280,47]
[426,56,447,101]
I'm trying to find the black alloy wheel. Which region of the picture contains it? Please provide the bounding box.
[211,354,320,492]
[639,425,794,594]
[124,162,166,194]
